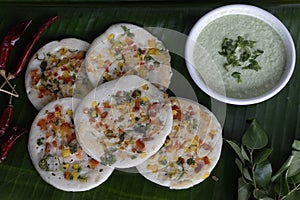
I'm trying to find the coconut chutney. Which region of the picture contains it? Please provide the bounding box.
[193,14,286,98]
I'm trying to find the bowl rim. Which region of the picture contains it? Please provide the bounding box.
[185,4,296,105]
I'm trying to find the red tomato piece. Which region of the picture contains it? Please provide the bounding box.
[136,139,145,151]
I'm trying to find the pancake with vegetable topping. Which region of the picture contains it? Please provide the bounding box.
[25,38,92,110]
[74,75,173,168]
[85,23,172,90]
[28,98,114,192]
[136,97,222,189]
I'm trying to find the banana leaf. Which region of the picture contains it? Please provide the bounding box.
[0,1,300,200]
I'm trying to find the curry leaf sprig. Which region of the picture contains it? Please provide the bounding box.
[226,119,300,200]
[219,36,264,83]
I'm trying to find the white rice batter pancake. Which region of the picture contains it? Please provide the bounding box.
[85,23,172,89]
[74,75,173,168]
[28,98,114,192]
[25,38,92,110]
[136,97,222,189]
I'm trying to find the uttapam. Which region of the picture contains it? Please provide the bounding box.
[136,97,222,189]
[25,38,92,110]
[85,23,172,89]
[28,98,114,192]
[74,75,173,168]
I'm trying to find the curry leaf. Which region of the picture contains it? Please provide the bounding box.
[238,178,252,200]
[287,155,300,177]
[253,148,273,165]
[241,145,250,162]
[273,171,289,197]
[253,188,270,199]
[271,155,294,182]
[242,119,268,150]
[254,160,272,189]
[283,190,300,200]
[243,167,253,182]
[232,72,242,83]
[226,139,245,164]
[287,171,300,184]
[292,140,300,151]
[236,158,244,174]
[291,150,300,158]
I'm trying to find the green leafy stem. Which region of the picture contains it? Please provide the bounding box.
[226,119,300,200]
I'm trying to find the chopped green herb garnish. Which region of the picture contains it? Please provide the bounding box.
[251,49,264,59]
[39,155,49,171]
[232,72,242,83]
[137,48,143,56]
[121,25,135,38]
[131,89,141,98]
[144,55,153,61]
[242,59,262,71]
[219,36,264,83]
[100,150,117,166]
[77,166,82,173]
[105,129,114,138]
[187,157,196,165]
[154,60,160,67]
[239,48,251,62]
[37,137,45,146]
[119,132,126,142]
[68,142,78,154]
[40,60,47,71]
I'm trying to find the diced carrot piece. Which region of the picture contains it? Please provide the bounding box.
[64,171,71,180]
[63,76,74,84]
[45,142,51,153]
[203,156,210,165]
[95,106,101,115]
[30,69,40,85]
[45,132,52,138]
[132,99,140,112]
[67,132,76,143]
[54,104,62,112]
[101,112,108,119]
[132,147,137,153]
[60,122,72,136]
[136,139,145,151]
[172,105,182,120]
[179,157,185,164]
[89,159,99,169]
[37,119,48,131]
[75,150,82,159]
[52,140,57,147]
[103,102,111,108]
[47,112,55,121]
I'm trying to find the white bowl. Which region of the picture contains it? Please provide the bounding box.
[185,4,296,105]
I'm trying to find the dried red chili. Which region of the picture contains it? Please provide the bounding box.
[0,125,28,162]
[0,103,13,138]
[0,19,32,77]
[7,16,58,80]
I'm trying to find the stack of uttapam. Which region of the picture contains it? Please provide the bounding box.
[26,23,222,192]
